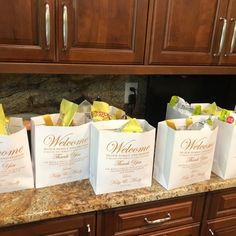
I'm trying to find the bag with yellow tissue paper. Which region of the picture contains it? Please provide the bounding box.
[0,104,33,193]
[153,116,218,190]
[31,99,90,188]
[89,119,155,195]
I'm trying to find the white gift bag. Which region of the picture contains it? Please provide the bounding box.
[31,113,90,188]
[212,120,236,179]
[89,119,156,195]
[153,118,218,190]
[0,118,34,193]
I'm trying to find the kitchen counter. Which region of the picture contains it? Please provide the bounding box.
[0,173,236,228]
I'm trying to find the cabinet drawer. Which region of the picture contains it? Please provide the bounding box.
[141,223,200,236]
[0,213,96,236]
[114,195,204,233]
[208,188,236,219]
[207,215,236,236]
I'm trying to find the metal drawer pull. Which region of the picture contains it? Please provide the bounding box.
[86,224,91,233]
[144,213,171,224]
[45,3,50,49]
[63,5,68,50]
[230,18,236,54]
[214,17,227,56]
[209,228,214,235]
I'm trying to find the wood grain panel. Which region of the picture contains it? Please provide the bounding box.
[58,0,148,64]
[140,223,200,236]
[220,0,236,65]
[98,194,205,236]
[0,0,55,62]
[0,213,95,236]
[148,0,228,65]
[46,229,79,236]
[220,193,236,210]
[1,63,236,74]
[207,216,236,236]
[73,0,135,50]
[0,0,38,45]
[164,0,217,52]
[116,201,193,231]
[207,189,236,219]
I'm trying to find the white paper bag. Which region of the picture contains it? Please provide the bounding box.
[0,118,34,193]
[31,113,90,188]
[212,120,236,179]
[153,118,218,190]
[89,119,156,195]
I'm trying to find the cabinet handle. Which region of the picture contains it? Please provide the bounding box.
[214,17,227,57]
[63,5,68,50]
[144,213,171,225]
[45,3,50,49]
[208,228,214,235]
[86,224,91,233]
[229,18,236,54]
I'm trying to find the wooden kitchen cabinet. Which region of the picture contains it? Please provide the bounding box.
[1,0,236,73]
[201,188,236,236]
[0,0,56,62]
[140,224,200,236]
[0,0,148,65]
[147,0,236,66]
[206,217,236,236]
[57,0,149,64]
[219,0,236,65]
[97,194,205,236]
[0,212,96,236]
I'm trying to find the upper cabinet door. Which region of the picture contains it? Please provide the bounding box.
[0,0,55,62]
[148,0,229,65]
[220,0,236,65]
[57,0,149,64]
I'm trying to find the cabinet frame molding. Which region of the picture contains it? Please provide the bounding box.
[1,62,236,74]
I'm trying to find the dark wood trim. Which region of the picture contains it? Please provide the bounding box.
[144,0,155,65]
[199,192,212,236]
[0,62,236,74]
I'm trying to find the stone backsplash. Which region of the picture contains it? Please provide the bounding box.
[0,74,148,118]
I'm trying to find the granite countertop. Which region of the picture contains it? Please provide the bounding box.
[0,173,236,228]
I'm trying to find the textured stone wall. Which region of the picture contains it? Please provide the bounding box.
[0,74,148,118]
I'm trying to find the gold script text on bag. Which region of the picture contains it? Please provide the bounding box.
[56,99,78,126]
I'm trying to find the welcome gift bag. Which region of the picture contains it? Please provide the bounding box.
[212,120,236,179]
[90,119,156,195]
[153,117,218,190]
[0,117,34,193]
[31,113,90,188]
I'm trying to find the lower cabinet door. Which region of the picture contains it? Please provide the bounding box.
[140,223,200,236]
[207,216,236,236]
[0,213,95,236]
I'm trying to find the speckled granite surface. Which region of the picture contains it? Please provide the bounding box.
[0,173,236,228]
